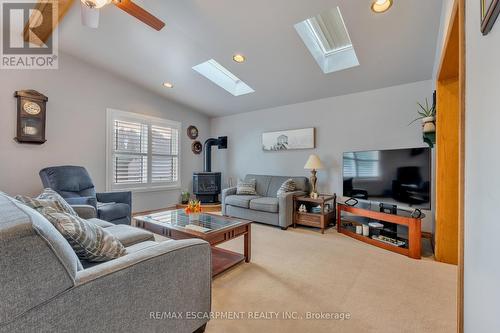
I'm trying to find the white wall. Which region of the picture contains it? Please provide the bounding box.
[465,0,500,330]
[211,80,435,232]
[0,53,210,213]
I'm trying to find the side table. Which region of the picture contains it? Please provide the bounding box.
[293,194,337,234]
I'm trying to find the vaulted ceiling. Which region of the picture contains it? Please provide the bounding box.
[59,0,442,116]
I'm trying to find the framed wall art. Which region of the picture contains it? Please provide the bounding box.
[262,128,315,151]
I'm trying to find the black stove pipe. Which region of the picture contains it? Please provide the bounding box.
[204,136,227,172]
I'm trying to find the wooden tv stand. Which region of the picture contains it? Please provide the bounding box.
[337,203,422,259]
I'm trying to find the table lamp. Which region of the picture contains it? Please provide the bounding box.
[304,154,324,198]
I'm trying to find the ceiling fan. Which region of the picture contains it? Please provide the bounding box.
[23,0,165,45]
[80,0,165,30]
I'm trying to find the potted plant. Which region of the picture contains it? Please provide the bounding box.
[185,200,202,222]
[181,191,190,204]
[410,98,436,133]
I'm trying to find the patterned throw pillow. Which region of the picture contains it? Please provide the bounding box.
[237,179,257,195]
[16,188,77,216]
[38,188,77,215]
[277,179,296,197]
[42,207,126,262]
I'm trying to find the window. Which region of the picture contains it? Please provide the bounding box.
[343,151,380,178]
[192,59,255,96]
[294,7,359,74]
[106,109,180,191]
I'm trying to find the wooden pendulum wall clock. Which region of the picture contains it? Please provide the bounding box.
[14,90,48,144]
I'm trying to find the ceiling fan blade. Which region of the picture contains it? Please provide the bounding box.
[81,1,100,28]
[114,0,165,31]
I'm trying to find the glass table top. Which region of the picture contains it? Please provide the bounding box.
[135,209,243,233]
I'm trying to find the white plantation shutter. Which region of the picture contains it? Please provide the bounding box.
[151,125,179,183]
[107,109,181,191]
[113,120,148,185]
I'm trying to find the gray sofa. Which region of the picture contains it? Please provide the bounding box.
[0,192,211,333]
[222,174,309,229]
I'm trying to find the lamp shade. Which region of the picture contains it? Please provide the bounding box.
[304,154,325,170]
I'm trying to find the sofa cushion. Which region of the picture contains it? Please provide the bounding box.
[276,179,296,197]
[87,218,114,228]
[98,202,129,222]
[236,179,257,195]
[225,195,261,209]
[105,225,155,247]
[16,188,77,216]
[126,240,164,253]
[42,207,127,262]
[249,197,279,213]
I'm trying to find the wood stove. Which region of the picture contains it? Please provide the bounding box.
[193,172,221,203]
[193,136,227,203]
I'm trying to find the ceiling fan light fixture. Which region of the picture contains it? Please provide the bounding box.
[82,0,111,9]
[371,0,393,13]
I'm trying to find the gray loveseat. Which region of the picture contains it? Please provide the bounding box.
[0,192,211,333]
[222,174,309,229]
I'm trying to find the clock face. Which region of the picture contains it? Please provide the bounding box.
[23,101,41,115]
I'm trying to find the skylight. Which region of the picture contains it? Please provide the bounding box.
[192,59,255,96]
[295,7,359,74]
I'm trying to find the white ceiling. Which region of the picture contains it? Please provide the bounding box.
[59,0,442,117]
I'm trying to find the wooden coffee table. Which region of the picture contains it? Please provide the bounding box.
[134,209,251,277]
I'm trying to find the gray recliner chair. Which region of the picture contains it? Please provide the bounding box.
[39,165,132,225]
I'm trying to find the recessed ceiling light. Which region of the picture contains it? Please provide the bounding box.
[163,82,174,88]
[371,0,393,13]
[233,54,246,63]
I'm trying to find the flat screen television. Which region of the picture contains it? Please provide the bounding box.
[343,147,431,210]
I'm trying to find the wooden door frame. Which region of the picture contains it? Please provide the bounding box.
[435,0,465,331]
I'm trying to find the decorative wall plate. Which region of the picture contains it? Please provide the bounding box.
[187,125,199,139]
[191,141,202,154]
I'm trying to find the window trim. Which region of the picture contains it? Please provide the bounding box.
[106,108,181,192]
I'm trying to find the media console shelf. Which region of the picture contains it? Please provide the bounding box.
[337,202,423,259]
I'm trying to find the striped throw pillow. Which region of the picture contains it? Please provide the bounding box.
[16,188,77,216]
[42,207,126,262]
[237,179,257,195]
[277,179,296,197]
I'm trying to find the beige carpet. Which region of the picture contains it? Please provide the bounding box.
[205,224,457,333]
